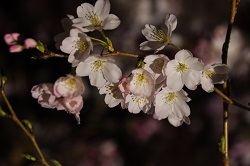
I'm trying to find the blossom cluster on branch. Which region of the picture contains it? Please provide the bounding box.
[4,0,230,127]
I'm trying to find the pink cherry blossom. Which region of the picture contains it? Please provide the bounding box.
[61,95,84,124]
[53,75,85,98]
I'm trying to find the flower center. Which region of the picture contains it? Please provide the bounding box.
[77,40,88,51]
[156,30,168,40]
[105,84,122,99]
[85,12,101,26]
[92,60,103,71]
[176,63,188,73]
[204,70,216,79]
[135,74,147,86]
[64,78,77,91]
[165,92,176,104]
[149,26,168,41]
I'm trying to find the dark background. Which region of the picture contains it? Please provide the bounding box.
[1,0,250,166]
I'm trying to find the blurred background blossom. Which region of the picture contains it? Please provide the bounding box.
[0,0,250,166]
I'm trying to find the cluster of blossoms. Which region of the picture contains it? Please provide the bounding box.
[4,33,37,53]
[8,0,229,126]
[31,75,85,124]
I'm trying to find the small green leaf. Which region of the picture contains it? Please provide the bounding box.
[51,159,62,166]
[136,58,145,68]
[21,153,36,161]
[0,106,6,117]
[218,136,226,154]
[35,41,45,53]
[22,120,33,131]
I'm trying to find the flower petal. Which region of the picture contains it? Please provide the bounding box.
[182,70,200,90]
[94,0,110,20]
[89,71,106,88]
[77,3,94,17]
[167,72,183,91]
[103,61,122,83]
[102,14,121,30]
[165,14,177,37]
[175,49,192,62]
[76,62,92,76]
[168,115,183,127]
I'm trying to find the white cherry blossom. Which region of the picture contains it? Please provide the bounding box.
[99,82,124,108]
[76,55,122,88]
[60,28,93,67]
[128,68,155,98]
[165,49,204,91]
[140,14,177,52]
[200,64,230,92]
[73,0,121,32]
[125,94,152,114]
[154,86,191,127]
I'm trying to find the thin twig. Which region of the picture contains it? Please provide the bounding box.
[103,51,139,58]
[0,89,49,166]
[214,87,250,111]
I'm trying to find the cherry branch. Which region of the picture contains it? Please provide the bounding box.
[220,0,240,165]
[103,51,139,58]
[214,87,250,111]
[0,88,50,166]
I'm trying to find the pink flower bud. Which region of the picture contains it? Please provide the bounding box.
[4,33,20,45]
[24,38,37,49]
[53,75,85,98]
[9,45,23,53]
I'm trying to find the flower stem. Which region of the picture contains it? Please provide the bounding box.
[221,0,240,165]
[0,89,49,166]
[103,51,139,58]
[90,37,107,45]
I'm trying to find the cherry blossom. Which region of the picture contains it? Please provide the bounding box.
[125,94,152,114]
[53,74,85,98]
[140,14,177,52]
[128,68,155,98]
[72,0,121,32]
[99,82,124,108]
[76,55,122,88]
[61,95,84,124]
[154,86,191,127]
[60,28,93,67]
[165,49,204,91]
[31,83,58,109]
[200,64,230,92]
